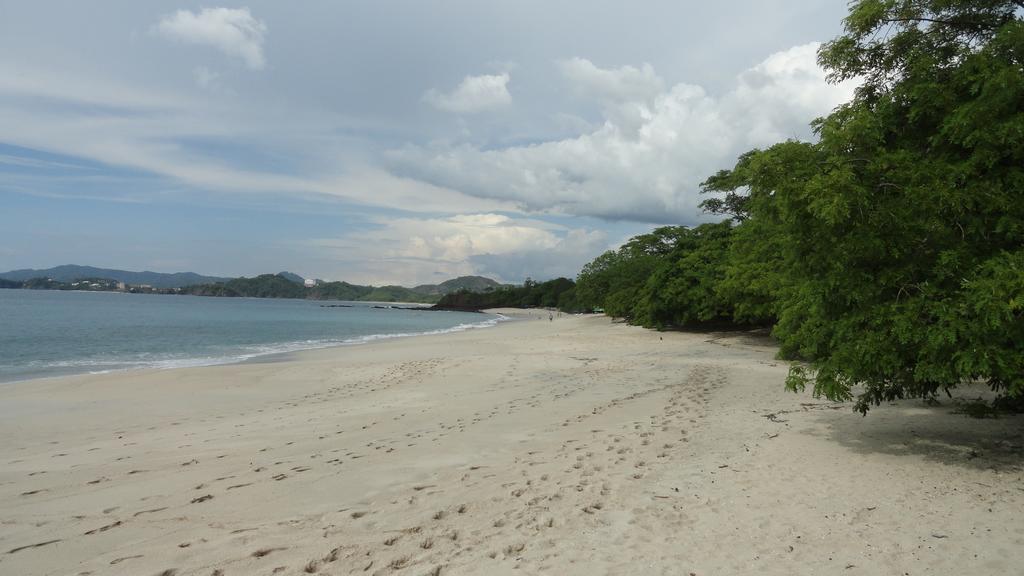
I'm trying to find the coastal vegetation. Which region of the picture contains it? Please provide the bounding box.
[575,0,1024,413]
[435,277,580,311]
[0,271,511,305]
[180,274,505,303]
[0,265,229,288]
[414,276,503,296]
[181,274,310,299]
[14,277,123,291]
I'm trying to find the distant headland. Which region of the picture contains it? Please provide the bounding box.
[0,265,579,309]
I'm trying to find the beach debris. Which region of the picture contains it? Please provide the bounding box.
[252,546,287,558]
[84,520,122,535]
[7,539,62,554]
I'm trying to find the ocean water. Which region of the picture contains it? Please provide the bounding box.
[0,290,501,383]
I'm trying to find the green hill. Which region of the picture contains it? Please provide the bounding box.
[361,286,440,304]
[3,267,502,305]
[413,275,504,295]
[180,274,306,298]
[0,265,229,288]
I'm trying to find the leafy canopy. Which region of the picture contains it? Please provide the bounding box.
[713,0,1024,412]
[574,0,1023,413]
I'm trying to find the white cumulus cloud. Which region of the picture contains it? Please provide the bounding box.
[558,57,664,103]
[306,214,608,285]
[156,7,267,70]
[424,72,512,113]
[391,43,857,223]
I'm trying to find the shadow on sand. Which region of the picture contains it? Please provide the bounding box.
[819,395,1024,472]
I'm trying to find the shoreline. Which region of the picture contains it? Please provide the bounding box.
[1,313,1020,575]
[0,308,511,387]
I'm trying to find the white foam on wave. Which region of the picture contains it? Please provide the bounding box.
[7,313,509,381]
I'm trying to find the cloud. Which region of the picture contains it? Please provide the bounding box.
[0,61,187,112]
[424,73,512,113]
[156,7,267,70]
[306,213,608,284]
[390,43,857,224]
[557,57,664,103]
[0,59,513,215]
[469,228,609,283]
[193,66,221,90]
[0,152,96,171]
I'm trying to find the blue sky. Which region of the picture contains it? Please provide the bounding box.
[0,1,855,285]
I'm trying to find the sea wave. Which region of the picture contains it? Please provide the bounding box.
[1,313,508,382]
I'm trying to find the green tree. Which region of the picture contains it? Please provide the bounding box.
[712,0,1024,412]
[700,142,821,325]
[631,222,736,328]
[575,226,691,318]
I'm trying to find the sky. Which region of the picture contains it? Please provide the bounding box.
[0,1,857,286]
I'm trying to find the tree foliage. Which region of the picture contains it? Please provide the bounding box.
[575,227,690,319]
[575,223,768,328]
[574,0,1024,412]
[776,0,1024,411]
[435,277,580,311]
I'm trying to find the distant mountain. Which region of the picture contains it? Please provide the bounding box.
[413,275,504,295]
[181,275,440,303]
[181,274,307,298]
[0,266,505,303]
[0,265,232,289]
[180,274,504,302]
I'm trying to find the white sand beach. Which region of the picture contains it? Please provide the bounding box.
[1,311,1021,575]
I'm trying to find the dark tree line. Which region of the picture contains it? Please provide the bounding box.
[435,277,580,311]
